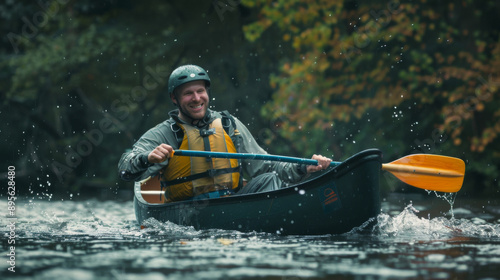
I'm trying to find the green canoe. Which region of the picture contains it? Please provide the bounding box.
[134,149,382,235]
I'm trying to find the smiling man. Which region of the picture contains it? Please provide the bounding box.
[118,64,331,202]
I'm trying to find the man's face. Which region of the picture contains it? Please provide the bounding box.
[171,80,209,123]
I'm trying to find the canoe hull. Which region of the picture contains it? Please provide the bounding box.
[134,149,382,235]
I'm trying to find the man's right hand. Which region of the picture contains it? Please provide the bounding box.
[147,144,174,164]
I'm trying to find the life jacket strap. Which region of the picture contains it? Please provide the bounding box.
[160,166,241,187]
[200,128,215,162]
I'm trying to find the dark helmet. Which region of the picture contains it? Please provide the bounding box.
[167,65,211,95]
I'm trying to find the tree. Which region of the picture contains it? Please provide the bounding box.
[242,0,500,193]
[1,0,268,197]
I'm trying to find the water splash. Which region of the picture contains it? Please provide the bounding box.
[374,202,500,239]
[426,190,458,218]
[375,203,454,238]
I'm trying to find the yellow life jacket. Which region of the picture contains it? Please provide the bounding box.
[161,118,240,201]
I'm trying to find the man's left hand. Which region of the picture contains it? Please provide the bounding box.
[306,154,332,173]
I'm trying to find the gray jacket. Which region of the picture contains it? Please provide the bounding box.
[118,109,306,183]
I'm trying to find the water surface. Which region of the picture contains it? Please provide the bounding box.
[1,193,499,279]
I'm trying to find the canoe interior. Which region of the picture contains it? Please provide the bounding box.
[138,177,165,204]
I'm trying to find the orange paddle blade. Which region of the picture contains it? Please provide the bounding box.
[382,154,465,193]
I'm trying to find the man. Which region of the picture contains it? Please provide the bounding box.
[118,64,331,202]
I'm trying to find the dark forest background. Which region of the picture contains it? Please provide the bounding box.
[1,0,499,200]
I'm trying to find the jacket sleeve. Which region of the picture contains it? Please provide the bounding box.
[117,122,177,182]
[232,117,306,183]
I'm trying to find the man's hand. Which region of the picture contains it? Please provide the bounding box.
[147,144,174,164]
[306,154,332,173]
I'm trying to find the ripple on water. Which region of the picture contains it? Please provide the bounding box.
[1,198,499,280]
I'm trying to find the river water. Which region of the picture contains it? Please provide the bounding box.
[1,193,499,280]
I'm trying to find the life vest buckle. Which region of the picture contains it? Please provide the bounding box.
[199,128,216,137]
[207,169,217,177]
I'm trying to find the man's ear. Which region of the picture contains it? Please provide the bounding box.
[170,93,177,106]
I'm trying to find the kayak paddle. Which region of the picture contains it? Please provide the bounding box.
[172,150,465,193]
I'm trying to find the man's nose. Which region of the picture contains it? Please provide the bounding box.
[192,92,202,101]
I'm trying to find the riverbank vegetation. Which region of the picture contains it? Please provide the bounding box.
[2,0,498,198]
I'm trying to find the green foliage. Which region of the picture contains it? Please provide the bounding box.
[2,0,499,196]
[242,0,500,193]
[1,0,280,196]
